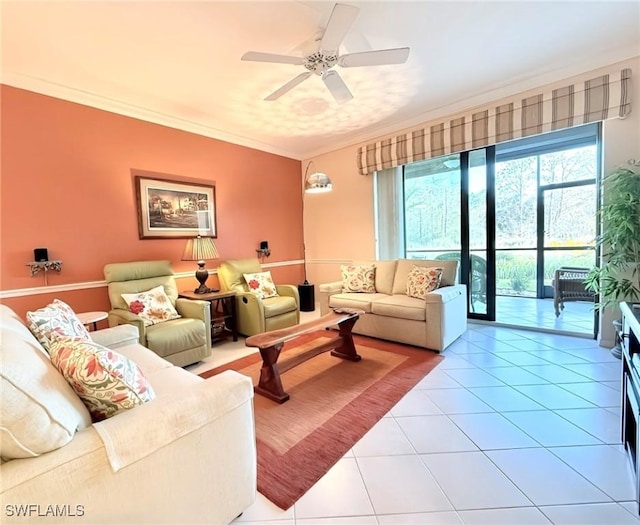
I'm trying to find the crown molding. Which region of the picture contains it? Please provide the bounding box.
[1,72,303,160]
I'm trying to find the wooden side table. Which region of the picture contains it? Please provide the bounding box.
[179,290,238,345]
[76,311,108,331]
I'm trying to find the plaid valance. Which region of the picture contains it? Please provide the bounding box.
[357,68,632,176]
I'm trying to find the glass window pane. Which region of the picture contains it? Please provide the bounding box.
[496,249,537,297]
[495,157,537,248]
[470,250,487,314]
[469,150,487,251]
[539,146,597,185]
[404,156,461,258]
[544,250,596,287]
[544,185,596,246]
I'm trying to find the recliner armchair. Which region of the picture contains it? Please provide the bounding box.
[217,258,300,336]
[103,260,211,367]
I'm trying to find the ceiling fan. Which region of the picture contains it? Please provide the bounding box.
[241,3,410,104]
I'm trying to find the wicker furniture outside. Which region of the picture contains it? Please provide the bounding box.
[553,267,595,317]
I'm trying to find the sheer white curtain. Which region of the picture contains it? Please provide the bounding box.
[374,167,404,260]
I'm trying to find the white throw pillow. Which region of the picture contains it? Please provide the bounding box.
[406,266,443,300]
[49,337,156,422]
[0,305,92,459]
[243,271,279,299]
[26,299,91,352]
[341,264,376,293]
[121,285,180,327]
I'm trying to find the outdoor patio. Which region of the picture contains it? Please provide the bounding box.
[493,295,596,337]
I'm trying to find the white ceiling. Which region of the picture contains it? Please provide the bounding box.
[2,1,639,160]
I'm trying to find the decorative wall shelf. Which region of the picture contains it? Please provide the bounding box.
[27,260,62,285]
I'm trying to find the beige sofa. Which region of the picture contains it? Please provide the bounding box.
[319,259,467,351]
[0,304,256,524]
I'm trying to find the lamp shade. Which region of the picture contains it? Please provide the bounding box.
[181,235,219,262]
[304,171,333,193]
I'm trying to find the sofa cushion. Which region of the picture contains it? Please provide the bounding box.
[329,292,388,313]
[354,260,397,295]
[0,305,92,460]
[26,299,92,351]
[243,271,279,299]
[121,285,181,327]
[263,295,298,318]
[392,259,458,294]
[49,337,156,422]
[341,264,376,293]
[370,295,427,321]
[144,365,202,399]
[116,343,173,376]
[406,266,443,299]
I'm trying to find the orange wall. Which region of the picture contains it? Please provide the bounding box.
[0,85,303,319]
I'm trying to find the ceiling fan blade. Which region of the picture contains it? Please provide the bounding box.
[338,47,410,67]
[322,70,353,104]
[265,72,312,101]
[241,51,305,66]
[320,3,359,54]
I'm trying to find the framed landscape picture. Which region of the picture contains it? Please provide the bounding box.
[135,173,217,239]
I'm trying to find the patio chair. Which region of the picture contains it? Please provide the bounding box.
[435,253,487,312]
[552,266,595,317]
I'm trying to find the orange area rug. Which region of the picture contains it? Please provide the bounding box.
[200,332,443,510]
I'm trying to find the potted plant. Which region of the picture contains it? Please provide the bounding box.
[584,159,640,357]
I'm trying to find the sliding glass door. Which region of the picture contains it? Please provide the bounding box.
[396,123,600,333]
[404,150,495,321]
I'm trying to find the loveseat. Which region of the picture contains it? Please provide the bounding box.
[0,304,256,524]
[319,259,467,351]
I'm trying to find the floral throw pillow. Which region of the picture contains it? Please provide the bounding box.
[341,264,376,293]
[48,337,155,422]
[406,266,444,300]
[243,271,279,299]
[121,285,180,327]
[26,299,91,351]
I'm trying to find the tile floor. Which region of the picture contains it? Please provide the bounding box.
[495,296,595,337]
[187,312,638,525]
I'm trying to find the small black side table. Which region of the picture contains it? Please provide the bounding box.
[179,290,238,344]
[298,281,315,312]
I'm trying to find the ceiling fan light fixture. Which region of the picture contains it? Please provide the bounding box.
[241,3,410,103]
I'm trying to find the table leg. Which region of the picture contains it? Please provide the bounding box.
[255,342,289,403]
[229,295,238,342]
[330,316,362,362]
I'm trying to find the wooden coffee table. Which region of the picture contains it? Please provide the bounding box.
[245,308,364,403]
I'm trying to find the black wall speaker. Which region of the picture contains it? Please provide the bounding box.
[260,241,269,250]
[34,248,49,262]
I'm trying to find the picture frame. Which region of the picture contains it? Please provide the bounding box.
[135,173,217,239]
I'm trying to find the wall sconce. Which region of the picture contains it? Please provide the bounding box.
[256,240,270,259]
[27,247,62,285]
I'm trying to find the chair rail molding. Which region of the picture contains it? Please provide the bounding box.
[0,259,304,299]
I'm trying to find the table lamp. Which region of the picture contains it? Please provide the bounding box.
[181,235,219,293]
